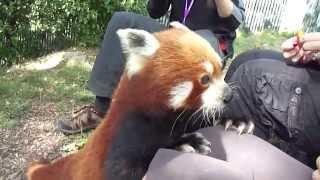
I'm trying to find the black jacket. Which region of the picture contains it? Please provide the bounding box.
[147,0,245,51]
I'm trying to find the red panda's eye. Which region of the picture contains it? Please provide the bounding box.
[200,74,211,85]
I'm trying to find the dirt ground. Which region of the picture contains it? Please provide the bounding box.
[0,50,96,179]
[0,102,72,179]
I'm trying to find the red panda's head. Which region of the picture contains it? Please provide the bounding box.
[115,22,232,117]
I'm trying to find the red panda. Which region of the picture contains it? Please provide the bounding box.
[26,22,232,180]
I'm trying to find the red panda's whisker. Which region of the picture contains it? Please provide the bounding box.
[189,108,203,123]
[201,103,221,126]
[183,112,194,133]
[170,108,188,136]
[216,106,223,124]
[200,110,206,128]
[192,105,209,128]
[203,107,210,126]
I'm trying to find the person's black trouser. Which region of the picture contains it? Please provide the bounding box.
[146,50,319,180]
[87,12,223,115]
[222,50,320,168]
[146,126,313,180]
[224,48,284,81]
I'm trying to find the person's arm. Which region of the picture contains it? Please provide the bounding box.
[282,32,320,64]
[147,0,172,19]
[313,156,320,180]
[215,0,245,31]
[215,0,234,17]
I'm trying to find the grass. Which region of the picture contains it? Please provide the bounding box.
[0,31,292,129]
[0,51,95,128]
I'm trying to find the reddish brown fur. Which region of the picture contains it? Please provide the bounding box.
[133,29,223,110]
[26,28,223,180]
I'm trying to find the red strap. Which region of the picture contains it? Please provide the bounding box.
[219,39,227,51]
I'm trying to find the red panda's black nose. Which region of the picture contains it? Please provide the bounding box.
[223,86,233,103]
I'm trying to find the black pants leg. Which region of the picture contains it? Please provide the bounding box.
[222,50,320,167]
[225,49,283,81]
[87,12,166,98]
[94,96,111,116]
[146,127,313,180]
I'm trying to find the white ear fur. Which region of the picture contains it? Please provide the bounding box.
[117,29,160,78]
[169,21,191,31]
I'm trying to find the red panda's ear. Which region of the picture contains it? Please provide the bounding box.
[117,29,160,78]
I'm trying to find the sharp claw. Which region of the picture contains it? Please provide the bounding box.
[205,146,212,154]
[246,121,255,134]
[201,139,211,146]
[237,122,246,135]
[213,119,221,126]
[197,145,211,155]
[225,119,233,131]
[224,119,255,135]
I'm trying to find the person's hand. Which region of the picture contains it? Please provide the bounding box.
[312,156,320,180]
[281,32,320,64]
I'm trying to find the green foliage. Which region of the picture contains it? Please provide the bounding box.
[0,0,33,66]
[0,0,148,67]
[234,31,293,55]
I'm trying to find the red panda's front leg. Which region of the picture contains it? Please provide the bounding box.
[103,112,182,180]
[103,110,212,180]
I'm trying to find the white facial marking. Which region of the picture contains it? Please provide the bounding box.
[202,61,214,74]
[169,81,193,110]
[201,76,227,113]
[117,29,160,78]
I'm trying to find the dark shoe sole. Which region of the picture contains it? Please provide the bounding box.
[56,120,99,135]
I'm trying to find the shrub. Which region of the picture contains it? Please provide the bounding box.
[0,0,147,67]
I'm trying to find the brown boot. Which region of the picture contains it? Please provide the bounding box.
[57,105,104,135]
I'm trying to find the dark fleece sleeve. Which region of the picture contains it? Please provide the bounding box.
[220,0,245,31]
[147,0,172,19]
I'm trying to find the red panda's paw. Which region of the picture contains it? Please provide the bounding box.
[223,119,255,135]
[175,132,211,155]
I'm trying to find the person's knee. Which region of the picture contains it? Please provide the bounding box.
[110,11,139,27]
[227,62,251,83]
